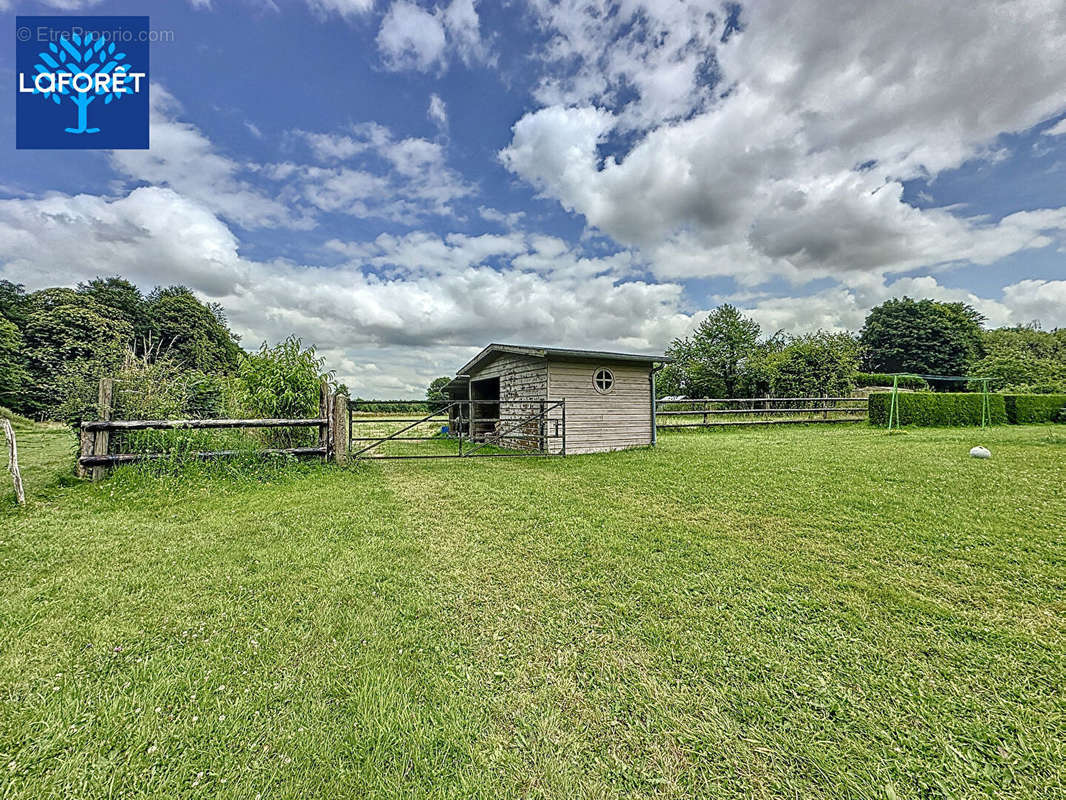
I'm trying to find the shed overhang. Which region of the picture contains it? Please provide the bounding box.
[456,343,671,377]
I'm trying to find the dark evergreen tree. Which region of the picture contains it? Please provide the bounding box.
[859,297,984,380]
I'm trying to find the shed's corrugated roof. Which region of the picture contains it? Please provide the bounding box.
[456,343,670,376]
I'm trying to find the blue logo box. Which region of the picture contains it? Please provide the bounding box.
[16,16,150,149]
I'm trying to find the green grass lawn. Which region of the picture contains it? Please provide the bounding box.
[1,423,1064,798]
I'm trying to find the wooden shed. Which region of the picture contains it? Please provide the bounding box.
[443,344,668,455]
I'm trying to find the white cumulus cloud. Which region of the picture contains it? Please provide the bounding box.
[504,0,1066,288]
[377,0,489,72]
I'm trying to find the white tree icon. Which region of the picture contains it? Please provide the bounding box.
[33,32,132,135]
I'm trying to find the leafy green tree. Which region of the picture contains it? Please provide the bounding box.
[654,363,684,398]
[22,303,133,419]
[427,376,452,403]
[77,277,151,342]
[665,305,761,397]
[0,280,29,328]
[763,331,860,397]
[736,333,788,398]
[938,302,986,365]
[29,287,83,313]
[859,297,984,380]
[148,287,243,374]
[969,325,1066,392]
[981,324,1065,362]
[0,317,28,410]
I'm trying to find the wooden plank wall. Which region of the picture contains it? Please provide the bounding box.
[469,353,548,449]
[547,360,652,454]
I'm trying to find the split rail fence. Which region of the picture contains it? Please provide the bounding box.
[78,378,350,481]
[656,396,867,429]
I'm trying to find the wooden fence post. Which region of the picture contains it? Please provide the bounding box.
[77,427,93,479]
[2,419,25,505]
[331,393,348,465]
[92,377,113,483]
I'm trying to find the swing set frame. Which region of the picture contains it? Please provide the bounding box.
[884,373,993,431]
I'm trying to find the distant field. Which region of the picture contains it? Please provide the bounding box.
[1,423,1064,798]
[348,411,459,457]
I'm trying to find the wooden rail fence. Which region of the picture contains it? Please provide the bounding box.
[78,379,349,480]
[656,396,867,429]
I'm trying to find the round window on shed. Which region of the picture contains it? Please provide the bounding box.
[593,367,615,394]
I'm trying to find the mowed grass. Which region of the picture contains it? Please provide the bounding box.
[1,423,1064,799]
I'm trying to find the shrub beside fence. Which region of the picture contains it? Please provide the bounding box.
[78,378,349,480]
[1002,394,1066,424]
[868,392,1008,427]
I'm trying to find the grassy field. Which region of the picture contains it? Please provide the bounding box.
[1,422,1064,798]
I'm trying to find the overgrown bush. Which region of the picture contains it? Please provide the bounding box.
[54,346,239,427]
[112,350,193,420]
[854,373,929,390]
[1002,394,1066,424]
[105,348,248,457]
[236,336,333,448]
[763,332,860,397]
[868,392,1007,427]
[237,336,330,418]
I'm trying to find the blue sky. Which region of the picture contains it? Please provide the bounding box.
[2,0,1065,396]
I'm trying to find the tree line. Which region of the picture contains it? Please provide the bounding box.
[0,277,333,424]
[656,298,1065,399]
[5,277,1061,418]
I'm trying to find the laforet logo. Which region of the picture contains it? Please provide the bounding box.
[16,16,150,149]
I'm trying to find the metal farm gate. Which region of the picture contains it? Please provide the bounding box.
[348,399,566,459]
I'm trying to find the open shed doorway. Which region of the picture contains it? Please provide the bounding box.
[470,376,500,439]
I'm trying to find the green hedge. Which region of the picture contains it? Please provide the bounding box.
[1002,394,1066,424]
[854,373,929,390]
[868,392,1007,427]
[350,400,431,413]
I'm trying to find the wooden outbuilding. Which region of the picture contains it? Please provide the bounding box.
[443,344,669,455]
